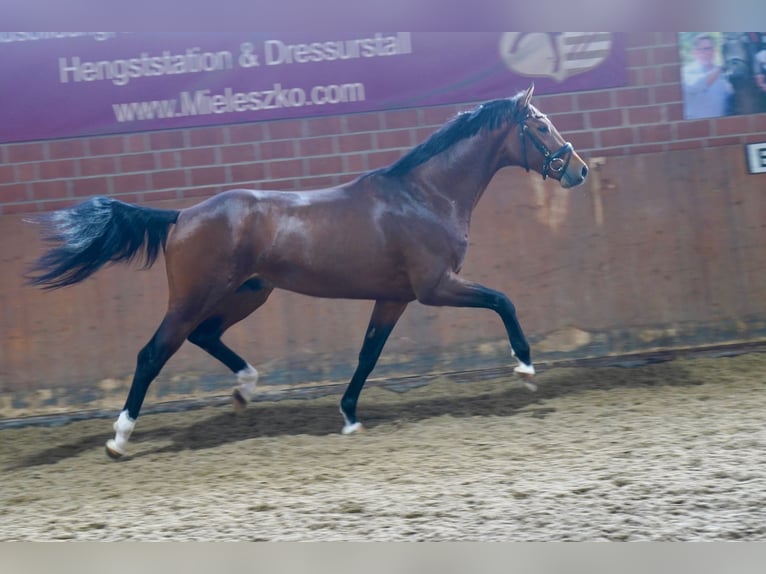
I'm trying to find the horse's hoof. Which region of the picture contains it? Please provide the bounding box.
[514,363,537,391]
[232,389,247,414]
[105,439,126,460]
[341,422,364,435]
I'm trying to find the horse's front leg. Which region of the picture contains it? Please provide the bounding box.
[339,300,409,434]
[416,272,537,389]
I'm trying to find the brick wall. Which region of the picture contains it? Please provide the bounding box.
[2,32,764,217]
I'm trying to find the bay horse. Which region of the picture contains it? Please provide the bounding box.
[27,84,588,459]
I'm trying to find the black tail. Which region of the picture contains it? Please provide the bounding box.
[26,196,180,289]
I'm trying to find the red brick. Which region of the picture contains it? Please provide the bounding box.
[705,136,744,147]
[413,127,436,144]
[640,67,659,85]
[668,139,704,151]
[37,199,78,212]
[14,163,39,182]
[79,156,117,176]
[227,123,266,144]
[376,129,414,150]
[576,91,612,111]
[631,143,667,154]
[144,189,180,201]
[30,180,69,200]
[269,158,304,179]
[653,45,680,66]
[260,140,296,160]
[112,173,149,194]
[0,183,29,202]
[150,169,188,190]
[181,185,221,199]
[7,142,46,163]
[714,115,751,136]
[337,133,373,153]
[220,144,258,164]
[111,192,144,204]
[628,69,643,86]
[600,127,636,148]
[305,115,344,137]
[382,108,421,129]
[549,112,585,132]
[0,164,14,182]
[179,147,217,167]
[0,202,36,216]
[589,109,624,129]
[420,105,457,126]
[267,119,305,140]
[343,153,368,174]
[345,112,383,133]
[665,102,684,122]
[751,114,766,133]
[638,123,672,143]
[88,136,124,156]
[123,133,148,153]
[626,49,649,67]
[149,130,186,150]
[615,88,652,107]
[119,153,156,173]
[71,177,110,196]
[298,175,340,189]
[190,166,226,187]
[154,151,180,170]
[628,106,663,125]
[188,127,226,147]
[660,65,680,83]
[626,32,659,49]
[569,131,596,151]
[306,155,343,176]
[367,150,404,170]
[653,84,682,104]
[39,160,78,180]
[298,137,337,157]
[47,139,86,159]
[677,120,712,140]
[229,162,267,183]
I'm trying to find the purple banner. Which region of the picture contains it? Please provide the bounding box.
[0,32,627,143]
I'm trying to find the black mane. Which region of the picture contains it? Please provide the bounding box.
[377,93,526,178]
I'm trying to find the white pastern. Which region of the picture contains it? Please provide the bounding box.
[236,364,259,402]
[339,405,363,435]
[106,410,135,455]
[513,361,536,376]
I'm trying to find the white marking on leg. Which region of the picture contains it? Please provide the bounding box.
[105,410,135,456]
[236,364,259,402]
[513,360,537,391]
[513,361,535,376]
[339,405,363,435]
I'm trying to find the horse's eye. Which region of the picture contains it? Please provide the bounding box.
[537,124,550,134]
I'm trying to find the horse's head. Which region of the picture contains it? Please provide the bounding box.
[506,84,588,188]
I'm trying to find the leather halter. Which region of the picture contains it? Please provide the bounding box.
[516,112,573,180]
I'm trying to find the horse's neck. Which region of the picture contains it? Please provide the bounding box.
[410,130,507,222]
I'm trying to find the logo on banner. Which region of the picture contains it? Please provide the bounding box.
[499,33,614,82]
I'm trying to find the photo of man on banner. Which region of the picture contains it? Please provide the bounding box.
[680,32,766,119]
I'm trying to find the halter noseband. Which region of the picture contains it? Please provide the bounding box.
[517,113,573,180]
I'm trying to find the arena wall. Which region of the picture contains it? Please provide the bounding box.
[2,32,765,417]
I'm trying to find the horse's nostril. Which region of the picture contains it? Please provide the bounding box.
[581,165,589,179]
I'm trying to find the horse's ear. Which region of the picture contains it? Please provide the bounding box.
[521,83,534,108]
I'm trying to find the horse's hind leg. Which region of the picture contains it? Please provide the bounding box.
[106,307,203,458]
[187,277,274,411]
[340,300,408,434]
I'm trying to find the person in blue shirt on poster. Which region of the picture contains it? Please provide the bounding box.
[682,33,734,119]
